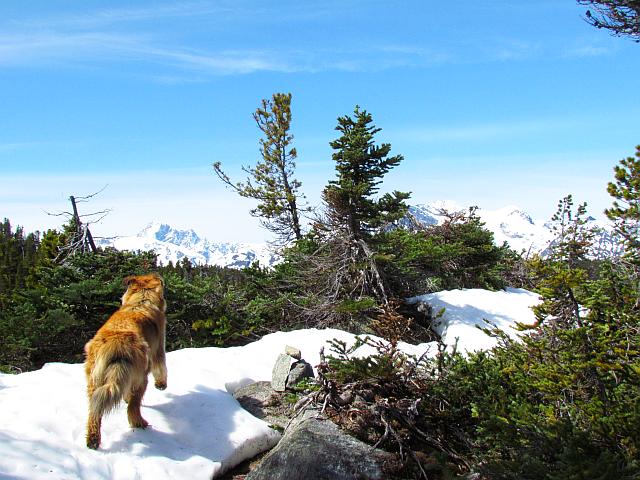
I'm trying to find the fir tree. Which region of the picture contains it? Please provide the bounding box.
[548,194,595,267]
[284,107,411,327]
[605,145,640,264]
[531,195,596,330]
[322,106,410,239]
[213,92,307,244]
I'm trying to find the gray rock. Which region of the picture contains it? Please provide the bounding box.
[246,409,392,480]
[271,354,295,392]
[233,381,291,430]
[285,360,314,389]
[284,345,302,360]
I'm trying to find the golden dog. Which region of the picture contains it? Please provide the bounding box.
[84,272,168,449]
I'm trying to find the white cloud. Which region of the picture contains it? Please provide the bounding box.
[0,32,288,75]
[0,29,457,75]
[7,2,231,29]
[563,44,612,58]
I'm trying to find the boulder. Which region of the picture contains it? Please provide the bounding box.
[233,381,291,430]
[271,353,296,392]
[285,360,314,389]
[246,410,392,480]
[284,345,302,360]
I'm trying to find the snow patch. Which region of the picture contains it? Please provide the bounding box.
[408,287,541,353]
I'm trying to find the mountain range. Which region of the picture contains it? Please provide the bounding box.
[97,222,279,268]
[407,202,621,258]
[97,202,621,268]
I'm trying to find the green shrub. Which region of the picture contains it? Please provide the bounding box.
[377,210,518,296]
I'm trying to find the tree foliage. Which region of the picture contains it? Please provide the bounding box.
[213,92,307,244]
[378,207,519,296]
[578,0,640,41]
[322,106,410,240]
[605,145,640,264]
[272,107,413,331]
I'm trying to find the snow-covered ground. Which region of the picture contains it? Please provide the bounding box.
[408,287,541,353]
[0,288,541,479]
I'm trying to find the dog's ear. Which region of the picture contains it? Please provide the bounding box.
[123,275,137,287]
[147,272,164,287]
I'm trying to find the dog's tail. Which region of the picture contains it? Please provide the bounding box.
[88,333,149,418]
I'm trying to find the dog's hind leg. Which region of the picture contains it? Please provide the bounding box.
[86,380,102,449]
[151,348,167,391]
[127,375,149,429]
[86,414,102,449]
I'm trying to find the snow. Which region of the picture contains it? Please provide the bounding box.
[476,205,553,253]
[97,203,622,268]
[97,222,279,268]
[408,202,620,257]
[408,287,541,353]
[0,289,541,479]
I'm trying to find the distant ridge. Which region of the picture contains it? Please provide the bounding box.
[97,222,279,268]
[408,202,622,258]
[97,203,622,267]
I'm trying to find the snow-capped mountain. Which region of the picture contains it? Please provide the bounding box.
[98,202,622,267]
[97,222,279,268]
[407,202,622,257]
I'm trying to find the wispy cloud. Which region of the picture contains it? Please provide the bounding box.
[480,37,542,62]
[0,29,454,77]
[563,44,612,58]
[0,3,610,79]
[0,32,287,75]
[7,2,232,29]
[0,142,38,152]
[6,1,367,31]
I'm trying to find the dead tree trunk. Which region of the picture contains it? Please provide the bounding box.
[69,195,97,253]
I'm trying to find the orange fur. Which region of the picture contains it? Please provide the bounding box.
[84,273,167,449]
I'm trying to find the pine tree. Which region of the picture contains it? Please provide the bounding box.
[548,194,595,267]
[322,106,410,239]
[213,92,307,244]
[0,219,41,295]
[532,195,596,330]
[605,145,640,264]
[287,107,411,326]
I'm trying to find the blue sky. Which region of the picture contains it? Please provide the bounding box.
[1,1,639,242]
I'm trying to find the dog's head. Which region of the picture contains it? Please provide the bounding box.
[121,273,165,310]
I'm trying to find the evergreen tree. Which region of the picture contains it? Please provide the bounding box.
[281,107,411,329]
[605,145,640,263]
[531,195,596,330]
[0,219,40,296]
[378,207,516,295]
[322,106,410,239]
[213,92,307,244]
[548,194,595,267]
